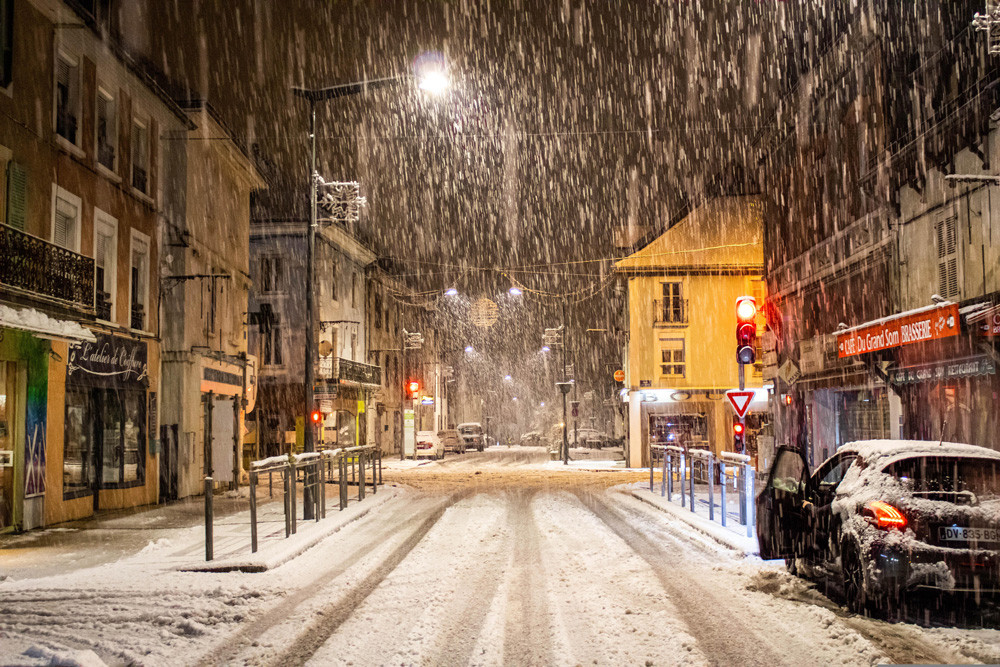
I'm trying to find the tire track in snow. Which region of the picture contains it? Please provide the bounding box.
[200,492,461,666]
[501,488,552,666]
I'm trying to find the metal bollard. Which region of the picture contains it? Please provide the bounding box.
[720,461,727,527]
[204,476,214,562]
[738,465,747,526]
[661,448,667,497]
[314,463,321,522]
[680,454,686,508]
[667,454,673,501]
[689,454,695,513]
[290,464,298,535]
[250,471,258,553]
[359,451,366,501]
[269,469,273,498]
[707,453,714,521]
[320,459,327,519]
[339,455,348,510]
[371,450,377,495]
[746,463,755,538]
[283,469,291,538]
[649,447,655,492]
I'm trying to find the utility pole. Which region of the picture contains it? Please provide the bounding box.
[561,299,569,465]
[303,99,318,521]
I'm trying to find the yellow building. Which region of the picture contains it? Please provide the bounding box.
[615,196,768,468]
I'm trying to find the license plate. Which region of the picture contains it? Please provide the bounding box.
[939,526,1000,543]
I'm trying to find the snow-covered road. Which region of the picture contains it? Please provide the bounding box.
[3,448,1000,666]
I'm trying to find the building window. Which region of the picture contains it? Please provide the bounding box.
[96,87,117,172]
[260,256,282,293]
[131,118,149,194]
[260,303,282,366]
[351,272,357,308]
[373,291,383,329]
[130,231,150,330]
[659,338,685,377]
[6,161,26,230]
[658,281,685,324]
[55,54,80,145]
[0,0,11,88]
[94,210,117,321]
[936,214,959,299]
[351,332,357,361]
[64,388,94,496]
[51,185,82,252]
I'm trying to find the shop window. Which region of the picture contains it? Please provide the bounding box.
[52,185,82,252]
[65,387,145,496]
[94,210,117,321]
[659,339,685,377]
[96,87,117,172]
[131,118,149,194]
[935,214,959,299]
[1,361,16,529]
[63,389,93,497]
[55,53,80,145]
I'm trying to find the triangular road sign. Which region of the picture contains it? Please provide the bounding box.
[726,390,755,419]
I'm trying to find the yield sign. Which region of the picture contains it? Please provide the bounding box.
[726,390,755,419]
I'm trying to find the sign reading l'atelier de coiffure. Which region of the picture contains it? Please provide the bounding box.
[67,333,148,387]
[837,304,960,358]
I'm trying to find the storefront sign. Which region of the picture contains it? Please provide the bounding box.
[799,337,825,375]
[68,333,148,388]
[837,304,959,358]
[890,356,996,385]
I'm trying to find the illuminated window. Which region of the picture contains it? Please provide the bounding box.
[659,339,685,377]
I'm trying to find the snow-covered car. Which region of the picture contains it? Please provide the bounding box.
[520,431,545,447]
[757,440,1000,615]
[415,431,444,459]
[457,423,484,452]
[438,429,464,454]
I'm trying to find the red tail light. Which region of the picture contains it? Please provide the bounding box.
[864,500,907,530]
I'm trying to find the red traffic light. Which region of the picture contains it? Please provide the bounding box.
[735,296,757,365]
[310,410,323,424]
[406,379,421,399]
[733,422,745,436]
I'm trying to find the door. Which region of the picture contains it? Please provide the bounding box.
[0,361,19,531]
[756,446,811,560]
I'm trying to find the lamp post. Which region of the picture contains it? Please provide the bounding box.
[292,69,447,517]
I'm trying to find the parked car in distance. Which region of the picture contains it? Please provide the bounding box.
[757,439,1000,616]
[457,423,485,452]
[520,431,545,447]
[415,430,444,459]
[438,429,464,454]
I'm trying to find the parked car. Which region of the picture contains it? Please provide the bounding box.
[438,429,464,454]
[757,439,1000,616]
[520,431,545,447]
[457,423,485,452]
[415,430,444,459]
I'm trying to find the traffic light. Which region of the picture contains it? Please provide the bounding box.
[736,295,757,365]
[310,410,323,424]
[733,420,745,453]
[406,379,421,400]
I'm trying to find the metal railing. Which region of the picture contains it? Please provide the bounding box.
[0,223,95,310]
[650,444,756,538]
[653,298,688,326]
[246,445,382,554]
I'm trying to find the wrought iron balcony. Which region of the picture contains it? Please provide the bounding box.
[132,165,147,193]
[0,223,94,311]
[653,298,688,326]
[95,290,112,320]
[97,142,115,171]
[130,303,145,330]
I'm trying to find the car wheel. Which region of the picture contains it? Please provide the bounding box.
[841,542,870,615]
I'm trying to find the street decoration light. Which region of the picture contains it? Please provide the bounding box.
[508,286,523,296]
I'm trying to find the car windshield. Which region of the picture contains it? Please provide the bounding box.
[459,426,481,434]
[885,456,1000,500]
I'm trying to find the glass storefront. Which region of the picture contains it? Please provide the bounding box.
[64,387,146,499]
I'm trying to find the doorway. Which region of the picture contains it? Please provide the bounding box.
[0,361,21,532]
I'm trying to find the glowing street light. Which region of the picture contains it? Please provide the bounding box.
[504,374,512,381]
[444,287,458,296]
[417,68,449,95]
[464,345,474,353]
[508,286,523,296]
[541,345,550,352]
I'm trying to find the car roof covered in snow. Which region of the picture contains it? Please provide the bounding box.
[838,439,1000,472]
[457,422,482,429]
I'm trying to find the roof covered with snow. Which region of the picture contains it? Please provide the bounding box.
[615,196,763,272]
[0,305,96,343]
[840,439,1000,466]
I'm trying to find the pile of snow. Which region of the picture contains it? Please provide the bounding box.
[0,304,96,342]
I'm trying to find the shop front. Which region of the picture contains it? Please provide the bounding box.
[55,332,158,522]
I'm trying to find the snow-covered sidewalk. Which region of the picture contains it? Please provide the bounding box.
[624,480,759,555]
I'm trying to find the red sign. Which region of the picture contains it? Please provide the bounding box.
[837,304,960,358]
[726,390,755,419]
[968,303,1000,337]
[613,369,625,382]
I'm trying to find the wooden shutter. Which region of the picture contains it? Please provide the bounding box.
[936,215,958,299]
[53,198,76,249]
[6,161,25,230]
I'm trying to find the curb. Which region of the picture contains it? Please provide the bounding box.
[626,488,758,557]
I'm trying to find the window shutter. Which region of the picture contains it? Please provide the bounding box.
[6,161,26,230]
[935,216,959,299]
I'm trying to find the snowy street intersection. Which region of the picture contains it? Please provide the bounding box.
[3,448,1000,666]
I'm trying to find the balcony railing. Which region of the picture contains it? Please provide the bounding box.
[95,291,112,320]
[0,223,94,310]
[653,299,688,326]
[97,142,115,171]
[130,304,145,330]
[132,165,147,193]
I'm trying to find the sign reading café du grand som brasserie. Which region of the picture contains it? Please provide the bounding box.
[837,303,959,359]
[67,333,149,388]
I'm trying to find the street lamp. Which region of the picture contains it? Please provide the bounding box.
[508,286,523,296]
[541,345,551,352]
[464,345,474,353]
[444,287,459,296]
[292,67,448,518]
